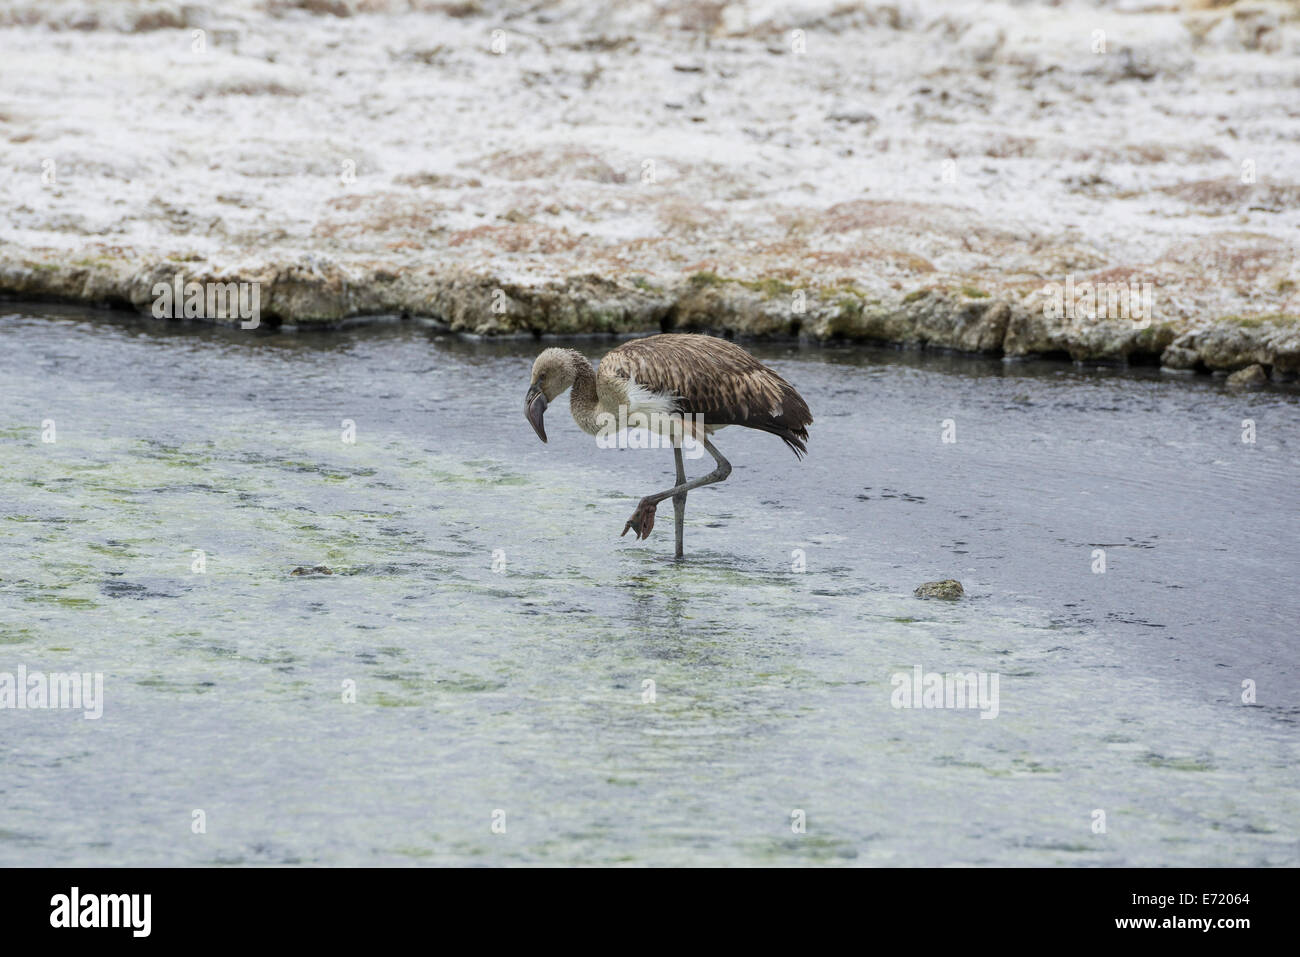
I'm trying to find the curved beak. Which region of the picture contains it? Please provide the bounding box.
[525,384,548,442]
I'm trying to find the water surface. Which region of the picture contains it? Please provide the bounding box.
[1,306,1296,866]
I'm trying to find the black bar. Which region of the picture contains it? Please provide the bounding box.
[0,866,1281,942]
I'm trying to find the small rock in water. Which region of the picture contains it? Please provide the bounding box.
[291,565,333,576]
[1226,364,1268,388]
[914,579,964,600]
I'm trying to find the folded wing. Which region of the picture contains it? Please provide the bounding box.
[598,334,813,458]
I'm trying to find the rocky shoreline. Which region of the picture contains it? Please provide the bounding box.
[3,0,1298,380]
[4,252,1297,380]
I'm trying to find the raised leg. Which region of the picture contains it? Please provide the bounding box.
[622,437,732,542]
[672,445,687,559]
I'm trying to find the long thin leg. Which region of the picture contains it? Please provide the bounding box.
[622,438,732,541]
[672,445,687,559]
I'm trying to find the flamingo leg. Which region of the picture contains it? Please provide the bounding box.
[672,445,687,559]
[622,438,732,544]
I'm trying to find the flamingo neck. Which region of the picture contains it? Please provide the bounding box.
[568,355,600,435]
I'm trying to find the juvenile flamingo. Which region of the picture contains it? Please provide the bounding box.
[525,333,813,558]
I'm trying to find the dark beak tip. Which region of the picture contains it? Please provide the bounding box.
[525,388,548,442]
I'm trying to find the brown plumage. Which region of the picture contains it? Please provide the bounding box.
[597,334,813,458]
[524,333,814,557]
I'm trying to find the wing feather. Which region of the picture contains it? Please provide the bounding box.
[597,334,813,457]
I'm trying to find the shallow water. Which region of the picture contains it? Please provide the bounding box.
[1,305,1296,866]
